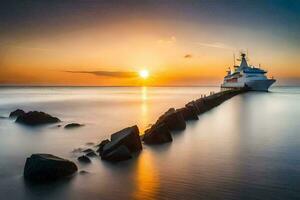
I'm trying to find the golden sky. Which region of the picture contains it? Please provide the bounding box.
[0,1,299,86]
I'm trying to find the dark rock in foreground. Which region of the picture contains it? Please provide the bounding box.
[103,145,132,162]
[9,109,25,118]
[143,123,173,144]
[64,123,83,129]
[24,154,77,182]
[78,155,91,163]
[16,111,60,126]
[101,125,142,161]
[157,108,186,131]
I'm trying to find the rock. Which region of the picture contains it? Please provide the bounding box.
[177,106,198,121]
[86,151,97,157]
[86,142,95,146]
[101,125,142,161]
[186,101,201,114]
[78,155,91,163]
[79,170,89,175]
[156,108,186,131]
[102,145,132,162]
[9,109,25,118]
[82,148,94,153]
[16,111,60,126]
[64,123,83,129]
[96,139,110,156]
[142,123,173,144]
[24,154,77,182]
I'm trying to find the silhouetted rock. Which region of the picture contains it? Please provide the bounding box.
[79,170,89,175]
[101,125,142,161]
[24,154,77,182]
[157,108,186,131]
[177,105,198,121]
[96,139,110,156]
[186,101,201,114]
[102,145,132,162]
[86,151,97,157]
[143,123,173,144]
[9,109,25,118]
[16,111,60,126]
[78,155,91,163]
[82,148,93,153]
[64,123,83,129]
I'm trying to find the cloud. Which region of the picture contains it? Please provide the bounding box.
[197,42,235,50]
[64,70,138,78]
[184,54,192,59]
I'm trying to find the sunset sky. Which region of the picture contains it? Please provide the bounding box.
[0,0,299,86]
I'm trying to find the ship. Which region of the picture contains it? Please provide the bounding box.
[221,52,276,91]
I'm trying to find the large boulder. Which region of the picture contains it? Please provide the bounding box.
[101,125,142,161]
[16,111,60,126]
[24,154,77,182]
[9,109,25,118]
[142,123,173,144]
[102,145,132,162]
[177,105,198,121]
[157,108,186,131]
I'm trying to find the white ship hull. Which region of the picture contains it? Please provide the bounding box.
[221,79,275,91]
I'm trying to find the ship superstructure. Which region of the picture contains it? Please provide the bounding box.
[221,53,275,91]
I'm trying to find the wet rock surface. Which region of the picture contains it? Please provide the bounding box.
[24,154,77,182]
[16,111,60,126]
[9,109,25,118]
[157,108,186,131]
[100,125,142,161]
[142,123,173,144]
[78,155,91,163]
[102,145,132,162]
[64,123,83,129]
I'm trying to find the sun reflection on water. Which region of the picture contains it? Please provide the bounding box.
[133,150,159,200]
[141,87,149,132]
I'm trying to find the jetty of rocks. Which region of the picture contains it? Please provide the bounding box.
[22,88,247,182]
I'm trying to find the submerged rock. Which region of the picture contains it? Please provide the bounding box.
[64,123,83,129]
[82,148,94,154]
[9,109,25,118]
[102,145,132,162]
[86,151,97,157]
[16,111,60,126]
[143,123,173,144]
[78,155,91,163]
[101,125,142,161]
[157,108,186,131]
[24,154,77,182]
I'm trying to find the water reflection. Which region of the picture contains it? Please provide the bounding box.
[133,150,159,200]
[141,87,149,132]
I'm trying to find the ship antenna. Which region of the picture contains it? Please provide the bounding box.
[233,53,236,66]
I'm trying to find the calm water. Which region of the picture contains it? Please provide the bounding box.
[0,86,299,200]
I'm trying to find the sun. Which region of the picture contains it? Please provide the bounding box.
[139,69,149,79]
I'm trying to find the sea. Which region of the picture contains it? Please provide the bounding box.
[0,86,299,200]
